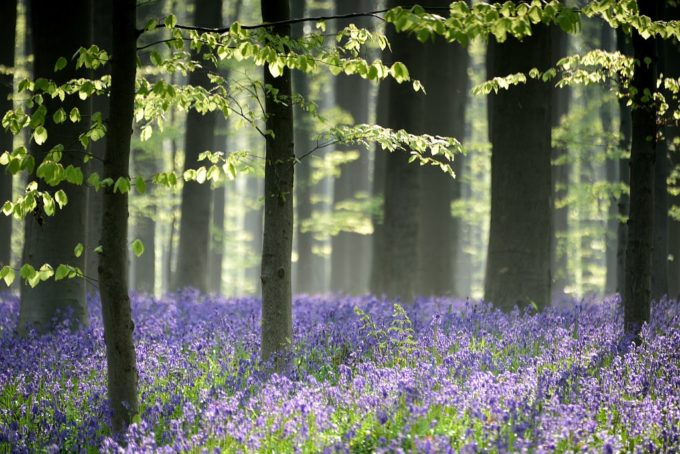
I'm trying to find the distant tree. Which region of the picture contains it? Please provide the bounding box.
[616,29,632,295]
[0,0,16,269]
[624,0,658,337]
[484,21,552,311]
[330,0,372,295]
[19,0,90,332]
[416,0,469,296]
[666,3,680,299]
[174,0,223,293]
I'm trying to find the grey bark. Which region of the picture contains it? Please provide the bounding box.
[329,0,372,295]
[0,0,16,268]
[174,0,222,292]
[380,0,425,301]
[665,5,680,299]
[624,0,658,337]
[260,0,294,364]
[19,0,90,332]
[99,0,139,434]
[86,0,112,284]
[291,0,316,295]
[616,29,632,295]
[550,26,571,296]
[485,24,552,311]
[416,0,468,296]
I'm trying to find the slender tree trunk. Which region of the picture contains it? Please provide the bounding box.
[550,26,571,296]
[260,0,294,364]
[665,5,680,299]
[416,0,468,296]
[369,68,390,296]
[98,0,138,434]
[600,26,619,295]
[19,0,90,332]
[174,0,222,292]
[329,0,372,295]
[291,0,316,295]
[616,30,632,295]
[86,0,112,285]
[130,149,157,294]
[0,0,16,268]
[381,0,424,301]
[209,183,226,294]
[485,23,552,311]
[624,0,658,337]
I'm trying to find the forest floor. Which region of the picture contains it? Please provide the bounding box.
[0,292,679,452]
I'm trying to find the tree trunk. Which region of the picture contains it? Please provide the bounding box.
[550,26,571,296]
[485,23,552,311]
[260,0,294,364]
[98,0,139,434]
[19,0,90,332]
[369,65,390,296]
[130,149,157,294]
[665,5,680,299]
[291,0,316,295]
[624,0,658,337]
[416,0,468,296]
[381,0,424,301]
[174,0,222,292]
[616,29,632,295]
[86,0,112,285]
[0,0,16,268]
[208,183,226,294]
[329,0,372,295]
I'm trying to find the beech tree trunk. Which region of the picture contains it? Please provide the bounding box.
[616,29,632,295]
[0,0,16,269]
[130,149,157,294]
[260,0,294,364]
[19,0,90,331]
[485,24,552,311]
[380,0,424,301]
[624,0,658,337]
[416,0,468,296]
[665,5,680,299]
[174,0,222,292]
[291,0,316,295]
[330,0,372,295]
[98,0,138,434]
[86,0,112,284]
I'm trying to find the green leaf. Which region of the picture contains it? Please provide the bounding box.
[55,189,68,208]
[0,266,15,287]
[54,57,68,72]
[53,108,67,124]
[113,177,131,194]
[94,245,103,254]
[135,176,146,194]
[33,126,48,145]
[69,107,81,123]
[131,239,145,257]
[74,242,84,258]
[55,264,70,281]
[165,14,177,29]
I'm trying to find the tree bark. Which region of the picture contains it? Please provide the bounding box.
[174,0,222,292]
[260,0,294,364]
[329,0,372,295]
[130,149,157,294]
[291,0,316,295]
[550,26,571,296]
[624,0,658,337]
[665,5,680,299]
[485,23,552,311]
[208,183,226,294]
[416,0,468,296]
[0,0,16,269]
[381,0,425,301]
[616,29,632,295]
[86,0,112,285]
[19,0,90,332]
[98,0,139,434]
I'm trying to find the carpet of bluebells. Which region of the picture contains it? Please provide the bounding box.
[1,291,679,453]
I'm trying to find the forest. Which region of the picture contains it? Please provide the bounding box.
[0,0,679,452]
